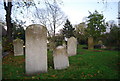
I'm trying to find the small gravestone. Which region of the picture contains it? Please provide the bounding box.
[67,37,77,56]
[25,24,47,75]
[13,38,24,56]
[53,46,69,70]
[98,40,103,45]
[88,37,94,49]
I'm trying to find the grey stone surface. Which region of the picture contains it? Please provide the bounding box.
[13,38,24,56]
[25,24,47,75]
[98,40,103,45]
[53,46,69,70]
[88,37,94,49]
[67,37,77,56]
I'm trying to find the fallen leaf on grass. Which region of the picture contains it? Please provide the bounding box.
[82,75,86,78]
[87,74,93,77]
[81,72,84,74]
[90,75,93,77]
[97,70,100,73]
[51,75,56,77]
[32,76,35,79]
[37,73,40,75]
[16,70,19,73]
[37,77,40,79]
[87,74,90,76]
[94,74,97,76]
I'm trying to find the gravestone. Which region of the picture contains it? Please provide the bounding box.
[67,37,77,56]
[98,40,103,45]
[25,24,47,75]
[53,46,69,70]
[13,38,24,56]
[88,37,94,49]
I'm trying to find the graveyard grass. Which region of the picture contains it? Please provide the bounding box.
[2,45,119,79]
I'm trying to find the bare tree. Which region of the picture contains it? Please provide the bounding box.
[34,0,67,37]
[3,0,36,42]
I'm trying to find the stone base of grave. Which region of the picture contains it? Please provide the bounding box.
[26,70,47,76]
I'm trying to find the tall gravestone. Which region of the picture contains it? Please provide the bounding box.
[88,37,94,49]
[13,38,24,56]
[25,24,47,75]
[53,46,69,70]
[67,37,77,56]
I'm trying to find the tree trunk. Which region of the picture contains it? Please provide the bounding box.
[4,1,13,43]
[53,22,55,36]
[47,31,51,37]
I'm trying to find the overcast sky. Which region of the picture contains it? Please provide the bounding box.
[61,0,118,25]
[0,0,119,31]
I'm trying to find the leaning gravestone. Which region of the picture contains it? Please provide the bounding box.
[25,24,47,75]
[67,37,77,56]
[53,46,69,70]
[13,38,24,56]
[88,37,94,49]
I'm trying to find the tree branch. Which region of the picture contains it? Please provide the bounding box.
[3,0,7,10]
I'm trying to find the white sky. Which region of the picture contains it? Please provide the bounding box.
[61,0,118,25]
[0,0,119,32]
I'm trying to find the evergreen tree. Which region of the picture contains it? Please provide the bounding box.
[86,10,106,39]
[62,19,75,38]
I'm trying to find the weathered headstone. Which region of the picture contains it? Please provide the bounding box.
[53,46,69,70]
[13,38,24,56]
[98,40,103,45]
[25,24,47,75]
[88,37,94,49]
[67,37,77,56]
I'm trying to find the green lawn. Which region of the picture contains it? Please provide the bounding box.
[2,45,119,79]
